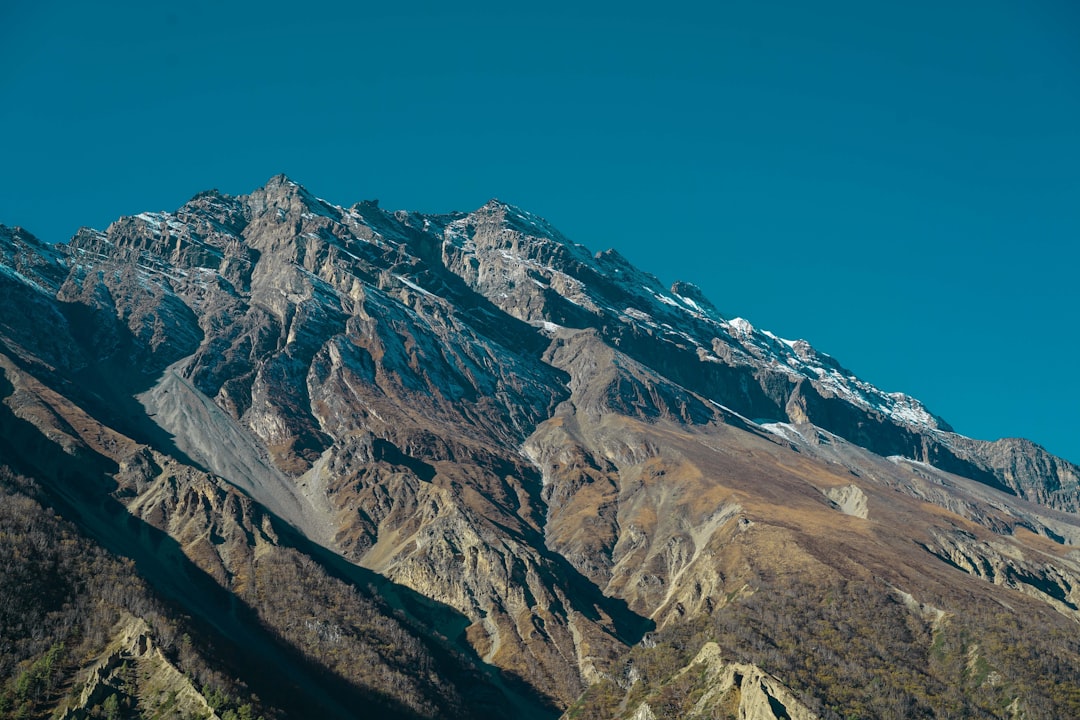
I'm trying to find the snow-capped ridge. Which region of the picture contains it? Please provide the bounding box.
[432,191,951,437]
[670,280,723,319]
[12,176,954,444]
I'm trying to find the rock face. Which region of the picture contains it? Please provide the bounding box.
[626,643,819,720]
[57,615,221,720]
[3,177,1080,719]
[824,483,869,519]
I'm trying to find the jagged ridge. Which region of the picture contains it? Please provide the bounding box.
[2,177,1080,719]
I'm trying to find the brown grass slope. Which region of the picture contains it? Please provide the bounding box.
[527,339,1080,718]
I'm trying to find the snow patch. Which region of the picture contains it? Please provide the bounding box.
[888,455,936,470]
[136,212,163,228]
[623,307,653,322]
[393,274,437,298]
[761,329,797,348]
[673,293,705,314]
[728,317,754,335]
[759,422,808,444]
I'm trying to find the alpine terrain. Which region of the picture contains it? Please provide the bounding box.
[2,176,1079,720]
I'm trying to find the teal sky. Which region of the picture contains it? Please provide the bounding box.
[3,1,1078,463]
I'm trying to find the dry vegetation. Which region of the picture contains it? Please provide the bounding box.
[568,570,1080,720]
[0,458,542,720]
[0,467,268,720]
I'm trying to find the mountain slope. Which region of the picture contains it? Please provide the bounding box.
[1,178,1079,719]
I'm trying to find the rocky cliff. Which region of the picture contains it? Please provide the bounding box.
[2,178,1080,719]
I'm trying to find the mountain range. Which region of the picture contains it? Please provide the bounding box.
[1,175,1079,720]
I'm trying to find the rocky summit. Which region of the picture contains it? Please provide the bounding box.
[1,176,1079,720]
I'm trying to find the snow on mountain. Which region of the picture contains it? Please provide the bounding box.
[1,177,1069,510]
[432,197,949,436]
[3,177,1080,720]
[30,181,946,439]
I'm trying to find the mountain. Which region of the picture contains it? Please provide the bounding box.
[1,175,1079,719]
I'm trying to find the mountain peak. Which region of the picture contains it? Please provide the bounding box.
[263,172,302,189]
[3,177,1080,720]
[479,197,529,214]
[250,173,316,203]
[245,174,341,221]
[475,198,540,222]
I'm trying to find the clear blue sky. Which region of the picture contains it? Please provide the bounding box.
[3,1,1079,463]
